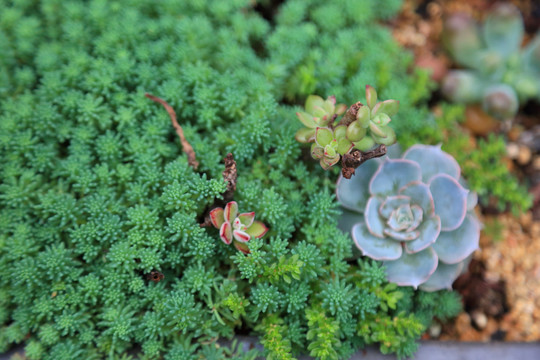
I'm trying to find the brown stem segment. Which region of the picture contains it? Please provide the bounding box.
[200,153,238,227]
[222,153,237,202]
[341,145,387,179]
[145,93,199,169]
[338,101,363,127]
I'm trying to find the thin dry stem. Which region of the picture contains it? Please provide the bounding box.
[341,144,387,179]
[145,93,199,169]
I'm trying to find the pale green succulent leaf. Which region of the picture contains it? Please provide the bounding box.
[353,136,375,151]
[337,138,353,155]
[372,100,400,117]
[366,85,377,109]
[333,125,347,140]
[315,127,333,147]
[305,95,325,113]
[295,127,316,143]
[356,105,371,128]
[296,111,317,128]
[311,143,324,159]
[346,120,366,142]
[371,126,396,146]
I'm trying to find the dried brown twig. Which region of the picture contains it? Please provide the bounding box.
[145,93,199,169]
[200,153,238,227]
[341,145,387,179]
[338,101,363,127]
[222,153,237,202]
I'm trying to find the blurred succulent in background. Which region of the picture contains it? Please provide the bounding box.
[295,86,399,170]
[442,2,540,119]
[337,145,481,291]
[210,201,269,254]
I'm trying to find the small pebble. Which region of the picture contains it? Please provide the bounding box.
[472,311,488,329]
[517,145,532,165]
[532,156,540,171]
[506,142,519,159]
[429,322,442,338]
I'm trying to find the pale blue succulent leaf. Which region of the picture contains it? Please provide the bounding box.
[459,178,478,211]
[369,159,422,196]
[337,207,362,235]
[429,174,468,231]
[432,214,480,264]
[365,197,385,238]
[418,261,464,292]
[383,247,438,289]
[403,144,460,182]
[336,158,381,212]
[351,223,402,261]
[483,3,524,58]
[404,215,441,254]
[385,143,403,159]
[379,195,411,218]
[399,181,435,216]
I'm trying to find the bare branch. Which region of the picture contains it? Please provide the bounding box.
[145,93,199,169]
[341,145,387,179]
[338,101,363,127]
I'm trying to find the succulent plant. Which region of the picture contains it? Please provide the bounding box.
[295,86,399,170]
[210,201,269,254]
[336,145,481,291]
[295,95,347,143]
[310,126,353,169]
[442,3,540,119]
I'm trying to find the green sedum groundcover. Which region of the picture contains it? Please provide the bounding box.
[1,0,484,359]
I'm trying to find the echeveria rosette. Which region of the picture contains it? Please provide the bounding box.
[209,201,269,254]
[311,126,353,170]
[295,95,347,143]
[336,145,481,291]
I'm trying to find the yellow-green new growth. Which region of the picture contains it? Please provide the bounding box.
[295,95,347,143]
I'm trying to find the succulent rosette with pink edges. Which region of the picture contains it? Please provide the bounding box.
[209,201,269,254]
[336,145,481,291]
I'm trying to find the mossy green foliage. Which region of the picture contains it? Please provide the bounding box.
[1,0,461,359]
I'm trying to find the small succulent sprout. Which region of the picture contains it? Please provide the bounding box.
[442,70,484,104]
[443,12,484,68]
[336,144,481,291]
[209,201,269,254]
[347,86,398,149]
[483,2,524,58]
[295,95,347,143]
[442,3,540,119]
[311,126,353,170]
[482,84,519,120]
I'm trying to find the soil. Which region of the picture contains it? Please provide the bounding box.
[392,0,540,342]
